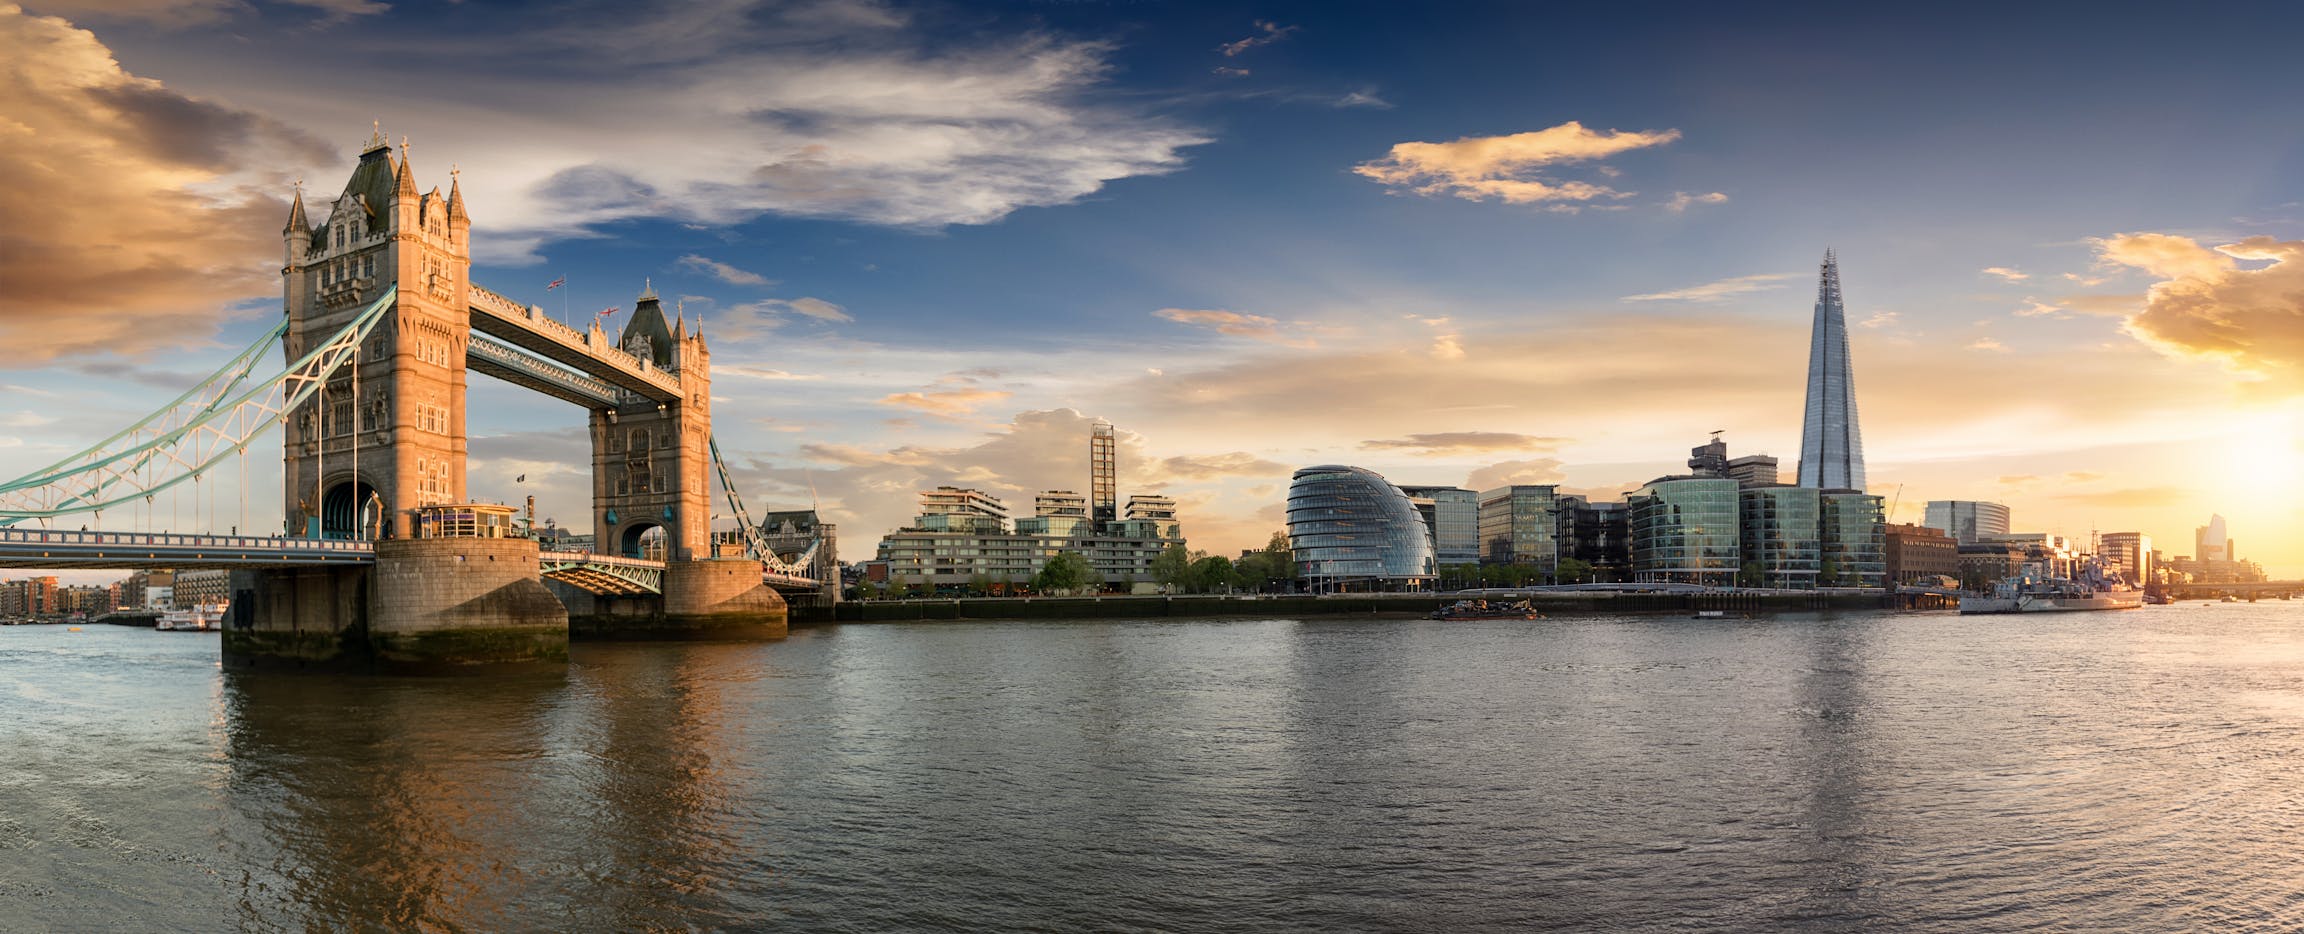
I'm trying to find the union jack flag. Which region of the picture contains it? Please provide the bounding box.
[546,277,565,291]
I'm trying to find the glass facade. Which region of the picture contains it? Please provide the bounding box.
[1922,500,2010,544]
[1556,496,1630,579]
[1798,251,1868,491]
[1628,477,1741,586]
[1819,491,1886,588]
[1475,485,1559,571]
[1738,486,1821,589]
[1398,485,1479,566]
[1286,465,1436,591]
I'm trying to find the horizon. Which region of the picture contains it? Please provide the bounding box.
[3,0,2301,578]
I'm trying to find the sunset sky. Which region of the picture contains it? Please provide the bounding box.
[4,0,2303,575]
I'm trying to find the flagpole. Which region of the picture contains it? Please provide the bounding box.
[561,273,568,326]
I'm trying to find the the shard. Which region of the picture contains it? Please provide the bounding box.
[1797,250,1867,491]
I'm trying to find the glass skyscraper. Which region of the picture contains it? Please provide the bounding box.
[1798,250,1867,491]
[1286,465,1437,591]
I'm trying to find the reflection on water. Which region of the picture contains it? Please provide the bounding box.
[8,606,2304,930]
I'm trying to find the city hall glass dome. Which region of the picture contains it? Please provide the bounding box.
[1286,465,1436,590]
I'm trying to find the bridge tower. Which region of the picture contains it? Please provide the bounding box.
[282,129,469,540]
[591,289,713,562]
[237,130,566,671]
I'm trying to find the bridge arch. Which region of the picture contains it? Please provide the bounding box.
[620,523,666,560]
[320,477,382,540]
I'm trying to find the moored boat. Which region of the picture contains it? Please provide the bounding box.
[1960,560,2141,615]
[1431,599,1543,621]
[157,601,227,631]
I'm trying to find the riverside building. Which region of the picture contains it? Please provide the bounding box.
[871,424,1185,591]
[1286,465,1436,592]
[1475,484,1561,574]
[1923,500,2011,544]
[1397,485,1479,566]
[1555,495,1630,580]
[1739,485,1821,588]
[1628,476,1742,586]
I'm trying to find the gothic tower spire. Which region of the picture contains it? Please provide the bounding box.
[1797,249,1867,490]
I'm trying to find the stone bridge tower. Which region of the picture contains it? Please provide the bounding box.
[281,130,469,539]
[590,288,713,561]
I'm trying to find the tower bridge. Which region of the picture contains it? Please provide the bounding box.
[0,130,835,669]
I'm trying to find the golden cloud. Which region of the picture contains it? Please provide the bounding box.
[1465,458,1569,491]
[2097,233,2304,388]
[877,387,1013,416]
[1353,121,1681,205]
[1153,308,1313,346]
[1153,452,1292,480]
[1361,432,1568,456]
[0,7,332,360]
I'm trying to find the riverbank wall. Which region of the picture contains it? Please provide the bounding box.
[811,589,1949,624]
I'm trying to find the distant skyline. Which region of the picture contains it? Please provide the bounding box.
[2,0,2301,575]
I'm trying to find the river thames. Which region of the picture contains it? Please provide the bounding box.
[6,605,2304,930]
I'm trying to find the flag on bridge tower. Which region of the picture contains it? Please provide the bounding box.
[598,306,620,318]
[546,277,565,291]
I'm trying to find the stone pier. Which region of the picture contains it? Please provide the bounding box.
[226,537,568,672]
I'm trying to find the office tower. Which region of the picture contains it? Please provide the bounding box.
[1797,250,1867,491]
[1090,422,1117,528]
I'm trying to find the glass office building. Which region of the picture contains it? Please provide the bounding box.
[1739,486,1821,589]
[1286,465,1437,591]
[1397,485,1480,566]
[1475,484,1560,572]
[1922,500,2010,544]
[1628,477,1741,586]
[1819,491,1887,588]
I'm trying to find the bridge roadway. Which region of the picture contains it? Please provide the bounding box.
[0,529,820,591]
[0,528,372,569]
[2166,580,2304,600]
[466,284,683,406]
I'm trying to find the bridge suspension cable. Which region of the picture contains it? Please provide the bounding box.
[0,288,398,526]
[709,435,821,576]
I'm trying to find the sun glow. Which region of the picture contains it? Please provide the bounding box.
[2210,408,2304,567]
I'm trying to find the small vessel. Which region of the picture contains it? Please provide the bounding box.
[1431,599,1543,621]
[1960,560,2142,615]
[157,601,227,631]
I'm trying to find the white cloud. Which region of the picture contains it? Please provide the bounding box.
[677,254,774,286]
[1982,266,2030,282]
[1861,311,1901,329]
[1621,272,1795,303]
[1970,337,2007,352]
[2015,299,2063,317]
[1335,88,1391,109]
[1219,20,1297,57]
[1664,191,1728,212]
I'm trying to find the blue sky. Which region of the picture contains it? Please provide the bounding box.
[4,0,2303,572]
